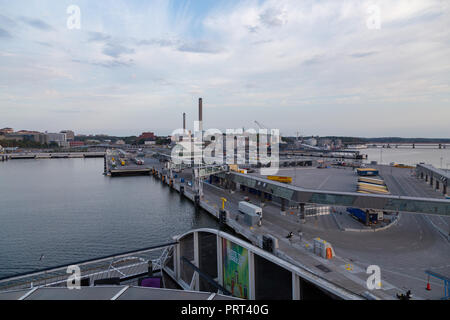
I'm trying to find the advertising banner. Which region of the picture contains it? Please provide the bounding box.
[222,238,249,299]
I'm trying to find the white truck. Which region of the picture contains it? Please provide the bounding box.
[239,201,263,227]
[239,201,262,218]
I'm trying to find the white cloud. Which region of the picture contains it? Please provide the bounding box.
[0,0,449,137]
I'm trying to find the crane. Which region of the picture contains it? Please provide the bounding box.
[254,120,266,130]
[254,120,282,144]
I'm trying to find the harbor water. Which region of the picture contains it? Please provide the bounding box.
[364,147,450,169]
[0,148,448,279]
[0,158,219,279]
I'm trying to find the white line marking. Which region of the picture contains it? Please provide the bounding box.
[111,286,129,300]
[207,293,216,300]
[18,287,38,300]
[317,175,332,190]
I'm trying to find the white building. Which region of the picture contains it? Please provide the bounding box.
[305,137,317,146]
[41,133,68,147]
[60,130,75,141]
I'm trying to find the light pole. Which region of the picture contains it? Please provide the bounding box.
[295,131,299,185]
[379,146,383,165]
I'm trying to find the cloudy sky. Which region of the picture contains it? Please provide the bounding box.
[0,0,449,137]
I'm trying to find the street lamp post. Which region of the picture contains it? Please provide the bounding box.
[380,147,383,165]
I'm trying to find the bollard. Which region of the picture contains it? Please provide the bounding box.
[194,195,200,207]
[219,209,227,226]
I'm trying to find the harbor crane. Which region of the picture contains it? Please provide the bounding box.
[254,120,268,130]
[254,120,282,145]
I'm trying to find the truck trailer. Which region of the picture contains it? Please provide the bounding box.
[356,168,379,176]
[239,201,263,218]
[347,207,378,225]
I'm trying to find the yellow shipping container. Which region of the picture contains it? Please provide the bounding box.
[267,176,293,184]
[394,163,415,169]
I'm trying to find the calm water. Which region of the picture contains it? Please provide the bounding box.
[364,147,450,169]
[0,148,448,278]
[0,158,219,278]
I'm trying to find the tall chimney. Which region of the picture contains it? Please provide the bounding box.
[198,98,203,132]
[183,112,186,131]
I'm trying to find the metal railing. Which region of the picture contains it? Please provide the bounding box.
[0,242,176,292]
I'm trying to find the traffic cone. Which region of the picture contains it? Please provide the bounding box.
[326,247,332,259]
[426,282,431,291]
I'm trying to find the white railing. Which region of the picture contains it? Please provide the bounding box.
[0,242,176,292]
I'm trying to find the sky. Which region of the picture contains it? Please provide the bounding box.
[0,0,449,137]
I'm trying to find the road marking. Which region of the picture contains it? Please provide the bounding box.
[111,286,129,300]
[317,175,332,190]
[380,267,445,287]
[439,216,448,227]
[18,287,38,300]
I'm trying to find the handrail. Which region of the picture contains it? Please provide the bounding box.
[0,241,178,283]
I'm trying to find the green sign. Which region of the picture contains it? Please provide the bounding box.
[222,239,249,299]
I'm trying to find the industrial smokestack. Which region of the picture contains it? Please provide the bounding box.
[198,98,203,132]
[183,112,186,131]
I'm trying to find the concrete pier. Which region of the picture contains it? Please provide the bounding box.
[6,152,105,160]
[144,161,450,300]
